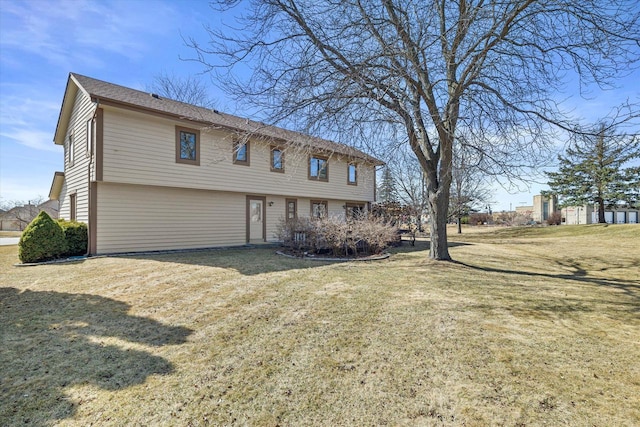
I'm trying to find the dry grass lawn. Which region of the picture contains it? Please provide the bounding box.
[1,224,638,426]
[0,231,22,237]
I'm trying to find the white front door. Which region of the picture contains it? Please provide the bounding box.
[249,199,264,242]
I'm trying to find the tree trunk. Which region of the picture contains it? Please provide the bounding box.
[428,191,452,260]
[597,198,606,223]
[457,215,462,234]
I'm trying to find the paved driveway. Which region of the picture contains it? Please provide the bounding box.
[0,237,20,246]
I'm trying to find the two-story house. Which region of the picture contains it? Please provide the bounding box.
[48,73,382,255]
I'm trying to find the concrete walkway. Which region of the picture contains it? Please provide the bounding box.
[0,237,20,246]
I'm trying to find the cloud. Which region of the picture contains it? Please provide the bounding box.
[0,0,178,69]
[0,129,57,152]
[0,88,61,152]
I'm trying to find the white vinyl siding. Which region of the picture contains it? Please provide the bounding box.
[101,107,376,202]
[59,89,94,224]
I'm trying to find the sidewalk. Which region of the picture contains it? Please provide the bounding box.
[0,238,20,246]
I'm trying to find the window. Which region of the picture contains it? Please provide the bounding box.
[86,118,93,156]
[309,155,328,181]
[345,202,365,220]
[233,139,250,165]
[68,134,75,166]
[348,163,357,185]
[286,198,297,221]
[69,193,77,221]
[271,147,284,172]
[175,126,200,165]
[311,200,328,218]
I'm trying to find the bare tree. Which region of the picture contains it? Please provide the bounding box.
[147,72,217,108]
[0,196,47,231]
[189,1,640,260]
[449,143,493,234]
[387,145,427,216]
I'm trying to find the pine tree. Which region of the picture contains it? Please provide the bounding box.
[378,167,398,203]
[546,125,640,223]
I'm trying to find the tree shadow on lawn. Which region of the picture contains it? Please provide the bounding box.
[0,287,192,425]
[118,239,472,275]
[455,260,640,311]
[387,238,471,256]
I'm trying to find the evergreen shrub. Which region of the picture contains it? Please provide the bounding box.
[58,219,88,256]
[18,211,67,263]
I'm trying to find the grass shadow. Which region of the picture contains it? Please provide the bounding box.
[455,260,640,309]
[116,239,472,275]
[0,287,193,425]
[388,238,472,255]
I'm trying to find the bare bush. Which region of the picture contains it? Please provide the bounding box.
[275,217,314,253]
[547,212,562,226]
[277,215,398,257]
[469,212,492,226]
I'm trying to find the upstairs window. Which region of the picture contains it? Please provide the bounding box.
[309,155,328,181]
[234,139,250,165]
[68,134,75,167]
[271,147,284,172]
[348,163,357,185]
[86,118,93,156]
[175,126,200,165]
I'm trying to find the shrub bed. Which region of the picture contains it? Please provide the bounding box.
[276,215,398,257]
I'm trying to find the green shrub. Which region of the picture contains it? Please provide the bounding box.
[18,211,67,263]
[57,219,88,256]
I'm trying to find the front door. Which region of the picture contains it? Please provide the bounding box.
[247,196,266,242]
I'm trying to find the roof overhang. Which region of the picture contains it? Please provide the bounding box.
[53,74,88,146]
[49,171,65,200]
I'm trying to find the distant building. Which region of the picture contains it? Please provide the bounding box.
[533,194,558,223]
[562,205,638,225]
[0,200,59,231]
[515,205,533,215]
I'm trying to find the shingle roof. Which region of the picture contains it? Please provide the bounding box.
[71,73,383,165]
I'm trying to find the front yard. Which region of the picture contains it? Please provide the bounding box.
[1,225,638,426]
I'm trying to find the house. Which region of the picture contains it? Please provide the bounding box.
[48,73,383,255]
[0,200,59,231]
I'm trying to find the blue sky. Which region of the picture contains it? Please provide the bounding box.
[1,0,638,212]
[0,0,218,206]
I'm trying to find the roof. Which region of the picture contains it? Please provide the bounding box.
[49,171,65,200]
[56,73,383,165]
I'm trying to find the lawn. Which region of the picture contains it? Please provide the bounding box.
[0,231,22,238]
[1,224,638,426]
